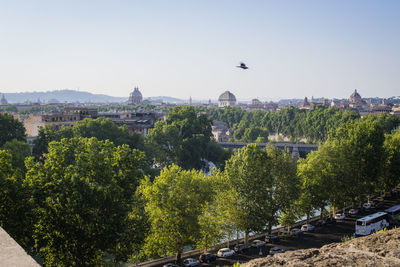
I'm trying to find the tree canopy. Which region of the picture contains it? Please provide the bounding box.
[0,113,26,147]
[145,106,223,170]
[25,137,147,266]
[0,150,30,246]
[140,164,212,264]
[33,117,144,160]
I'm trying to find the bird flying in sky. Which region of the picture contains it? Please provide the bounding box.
[236,62,248,69]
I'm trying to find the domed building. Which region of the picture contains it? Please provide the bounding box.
[218,91,236,107]
[349,89,367,109]
[0,94,8,105]
[349,89,362,104]
[128,87,143,105]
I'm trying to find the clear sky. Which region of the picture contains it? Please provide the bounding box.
[0,0,399,100]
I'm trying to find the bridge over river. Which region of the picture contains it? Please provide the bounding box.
[218,142,319,157]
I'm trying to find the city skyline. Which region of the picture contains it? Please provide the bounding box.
[1,1,399,99]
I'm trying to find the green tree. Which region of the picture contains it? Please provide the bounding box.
[379,129,400,192]
[266,146,301,232]
[241,126,269,143]
[330,119,385,204]
[279,210,298,232]
[0,113,26,147]
[297,147,333,220]
[25,137,147,266]
[145,106,213,170]
[33,117,144,160]
[140,164,212,265]
[32,125,74,160]
[362,113,400,134]
[145,121,181,167]
[205,140,232,170]
[223,144,274,242]
[73,117,144,150]
[298,119,386,215]
[0,150,31,247]
[197,171,230,251]
[2,139,31,173]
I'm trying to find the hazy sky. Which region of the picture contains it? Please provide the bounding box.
[1,0,399,100]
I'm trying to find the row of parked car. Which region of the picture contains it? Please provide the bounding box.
[333,201,378,221]
[164,196,397,267]
[164,219,336,267]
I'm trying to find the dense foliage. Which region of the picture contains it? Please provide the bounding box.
[145,106,230,170]
[0,113,26,147]
[32,117,144,160]
[0,150,30,246]
[210,106,366,142]
[26,137,147,266]
[140,165,212,264]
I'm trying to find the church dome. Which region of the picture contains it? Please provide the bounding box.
[218,91,236,102]
[129,87,143,104]
[349,89,362,103]
[0,94,7,105]
[218,91,236,107]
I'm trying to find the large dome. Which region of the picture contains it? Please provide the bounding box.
[349,89,362,103]
[218,91,236,107]
[218,91,236,102]
[0,94,7,105]
[129,87,143,104]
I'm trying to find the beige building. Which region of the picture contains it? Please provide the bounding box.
[212,120,233,142]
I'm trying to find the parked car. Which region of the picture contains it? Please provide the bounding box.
[183,258,200,267]
[315,219,327,227]
[217,248,235,257]
[325,217,336,224]
[234,243,250,253]
[301,223,315,232]
[269,247,285,255]
[251,239,266,247]
[163,264,179,267]
[363,203,372,210]
[334,213,345,220]
[199,253,217,263]
[265,234,280,243]
[290,228,303,237]
[278,230,290,237]
[348,208,359,215]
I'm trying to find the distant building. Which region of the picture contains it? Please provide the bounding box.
[98,111,158,137]
[0,94,8,105]
[19,107,98,136]
[212,120,233,142]
[218,91,236,107]
[299,97,312,110]
[128,87,143,105]
[392,104,400,116]
[247,98,263,110]
[349,89,368,110]
[371,99,392,114]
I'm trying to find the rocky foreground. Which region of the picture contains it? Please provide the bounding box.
[242,228,400,267]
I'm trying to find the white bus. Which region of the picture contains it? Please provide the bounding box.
[385,204,400,225]
[355,212,389,236]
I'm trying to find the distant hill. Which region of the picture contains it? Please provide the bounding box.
[145,96,185,103]
[2,90,127,104]
[0,90,188,104]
